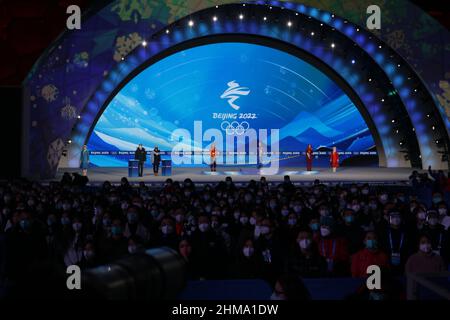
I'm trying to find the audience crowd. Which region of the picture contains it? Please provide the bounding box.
[0,170,449,299]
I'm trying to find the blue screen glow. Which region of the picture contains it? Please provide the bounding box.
[87,42,376,167]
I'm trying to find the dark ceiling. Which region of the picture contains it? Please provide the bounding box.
[0,0,448,87]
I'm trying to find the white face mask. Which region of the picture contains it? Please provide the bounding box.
[438,208,447,216]
[288,218,297,226]
[320,227,331,237]
[298,239,312,249]
[249,217,256,225]
[260,226,270,235]
[417,212,426,220]
[198,223,209,232]
[161,225,173,235]
[390,217,401,226]
[270,292,285,301]
[254,226,262,237]
[128,245,137,254]
[240,217,249,224]
[243,247,254,257]
[419,243,432,253]
[319,209,329,217]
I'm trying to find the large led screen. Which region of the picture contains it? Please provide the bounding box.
[87,42,377,168]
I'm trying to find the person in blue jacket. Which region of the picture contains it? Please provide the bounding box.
[80,144,90,176]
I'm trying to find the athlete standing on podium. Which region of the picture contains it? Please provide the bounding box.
[135,144,147,177]
[210,143,217,172]
[306,144,313,171]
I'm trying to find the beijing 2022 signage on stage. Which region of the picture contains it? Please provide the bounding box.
[87,42,376,169]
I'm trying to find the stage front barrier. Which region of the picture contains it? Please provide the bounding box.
[161,158,172,176]
[128,159,140,178]
[406,272,450,300]
[178,278,367,300]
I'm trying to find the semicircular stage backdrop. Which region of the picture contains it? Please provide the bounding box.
[87,42,377,168]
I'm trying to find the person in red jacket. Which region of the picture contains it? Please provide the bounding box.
[330,146,339,173]
[351,231,390,278]
[317,217,350,276]
[306,144,313,171]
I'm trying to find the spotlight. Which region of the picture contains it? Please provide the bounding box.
[215,5,218,8]
[397,64,401,67]
[295,13,299,16]
[436,139,441,145]
[269,6,272,9]
[381,98,385,102]
[263,16,267,21]
[344,20,348,23]
[242,3,245,6]
[239,14,244,20]
[77,115,81,119]
[311,32,315,36]
[331,14,335,18]
[287,21,292,27]
[432,126,435,130]
[368,78,372,82]
[142,40,147,47]
[399,141,403,146]
[396,129,399,134]
[356,28,360,31]
[188,20,194,27]
[331,43,335,48]
[166,29,170,34]
[378,45,382,49]
[320,23,323,26]
[213,16,218,22]
[414,89,418,92]
[351,59,355,64]
[68,140,72,144]
[426,114,430,118]
[412,128,415,132]
[391,119,396,123]
[121,56,125,61]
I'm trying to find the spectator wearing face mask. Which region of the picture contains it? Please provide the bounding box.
[230,239,264,279]
[285,229,327,278]
[127,237,145,255]
[351,231,389,277]
[254,218,285,275]
[123,207,150,244]
[405,234,446,273]
[191,215,227,279]
[178,238,201,280]
[5,211,48,283]
[437,202,450,230]
[308,217,321,242]
[378,211,414,275]
[153,216,179,250]
[270,274,311,301]
[317,217,350,276]
[63,216,86,267]
[79,241,100,269]
[423,211,448,259]
[337,209,365,255]
[98,218,128,263]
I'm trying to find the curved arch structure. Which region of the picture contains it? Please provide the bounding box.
[22,1,450,178]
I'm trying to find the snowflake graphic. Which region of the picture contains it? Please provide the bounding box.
[145,88,156,100]
[111,0,170,23]
[436,80,450,119]
[114,32,143,62]
[47,138,65,169]
[386,30,405,50]
[41,84,59,102]
[131,84,139,92]
[60,97,77,120]
[73,51,89,68]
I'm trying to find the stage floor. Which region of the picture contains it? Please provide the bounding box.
[55,167,416,185]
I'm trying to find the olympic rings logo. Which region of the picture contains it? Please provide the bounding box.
[220,121,250,135]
